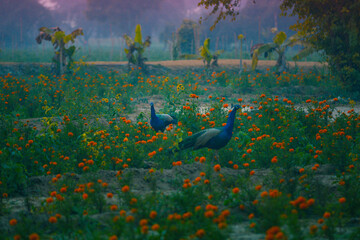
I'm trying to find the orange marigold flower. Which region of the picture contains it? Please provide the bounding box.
[110,205,118,211]
[68,132,74,137]
[196,229,205,238]
[29,233,40,240]
[139,219,148,226]
[126,215,134,222]
[9,219,17,226]
[49,216,57,223]
[149,210,157,219]
[213,164,221,172]
[109,235,118,240]
[122,185,130,193]
[151,224,160,231]
[339,197,346,203]
[82,193,88,200]
[107,193,113,198]
[232,187,240,194]
[323,212,331,218]
[248,213,254,219]
[204,210,214,218]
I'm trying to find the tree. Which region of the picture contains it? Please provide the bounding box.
[36,27,84,75]
[280,0,360,91]
[251,31,312,72]
[123,24,151,70]
[199,38,223,68]
[198,0,256,30]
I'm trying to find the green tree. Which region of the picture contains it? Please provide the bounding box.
[251,31,312,72]
[199,38,223,68]
[36,27,84,75]
[123,24,151,70]
[280,0,360,91]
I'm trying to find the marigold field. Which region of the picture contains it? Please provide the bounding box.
[0,62,359,240]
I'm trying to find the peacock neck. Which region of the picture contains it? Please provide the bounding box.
[224,108,237,134]
[151,105,157,119]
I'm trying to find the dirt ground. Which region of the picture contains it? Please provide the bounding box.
[88,59,327,70]
[0,59,327,70]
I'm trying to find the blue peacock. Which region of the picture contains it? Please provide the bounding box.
[178,105,241,152]
[150,102,177,132]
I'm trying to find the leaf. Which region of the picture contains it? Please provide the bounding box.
[292,47,314,61]
[199,38,212,65]
[39,27,53,35]
[71,28,84,39]
[143,36,151,48]
[63,34,73,44]
[54,31,66,41]
[123,34,134,47]
[257,43,277,55]
[273,31,287,45]
[134,24,143,44]
[251,49,259,71]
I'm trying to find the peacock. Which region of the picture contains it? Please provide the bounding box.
[150,102,177,132]
[178,105,241,152]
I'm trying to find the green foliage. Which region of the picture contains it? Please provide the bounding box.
[280,0,360,91]
[251,31,313,72]
[123,24,151,70]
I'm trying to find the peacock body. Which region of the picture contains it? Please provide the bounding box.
[150,102,177,132]
[179,105,240,151]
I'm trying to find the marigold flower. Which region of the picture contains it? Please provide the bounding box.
[196,229,205,238]
[29,233,40,240]
[122,185,130,193]
[248,213,254,219]
[109,235,118,240]
[126,215,134,222]
[49,216,57,223]
[9,219,17,226]
[204,210,214,218]
[309,225,318,234]
[151,224,160,231]
[323,212,331,218]
[213,164,221,172]
[82,193,88,200]
[149,211,157,219]
[110,205,118,211]
[339,197,346,203]
[232,187,240,194]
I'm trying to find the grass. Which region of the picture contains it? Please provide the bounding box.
[0,61,359,240]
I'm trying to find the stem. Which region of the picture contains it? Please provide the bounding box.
[239,39,243,74]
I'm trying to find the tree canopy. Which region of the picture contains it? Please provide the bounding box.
[198,0,360,90]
